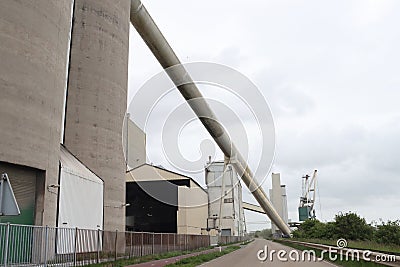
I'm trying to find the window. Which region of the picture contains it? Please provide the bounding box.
[224,198,233,203]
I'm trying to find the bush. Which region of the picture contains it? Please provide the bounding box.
[254,228,272,239]
[334,212,374,241]
[291,212,400,246]
[293,212,376,241]
[375,220,400,245]
[292,219,329,239]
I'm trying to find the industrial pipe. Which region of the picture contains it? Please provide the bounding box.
[130,0,292,236]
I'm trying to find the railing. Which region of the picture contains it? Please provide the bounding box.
[218,235,246,245]
[0,223,247,266]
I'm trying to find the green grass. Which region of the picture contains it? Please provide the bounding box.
[85,247,214,267]
[165,245,241,267]
[275,240,385,267]
[292,238,400,255]
[85,240,251,267]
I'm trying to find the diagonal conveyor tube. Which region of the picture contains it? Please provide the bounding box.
[130,0,291,236]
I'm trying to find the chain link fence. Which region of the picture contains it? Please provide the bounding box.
[0,223,248,266]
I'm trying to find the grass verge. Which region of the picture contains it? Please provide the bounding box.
[292,238,400,255]
[86,247,213,267]
[86,240,252,267]
[165,245,241,267]
[275,240,385,267]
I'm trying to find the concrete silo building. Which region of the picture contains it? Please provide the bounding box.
[63,0,131,232]
[0,0,73,226]
[0,0,130,231]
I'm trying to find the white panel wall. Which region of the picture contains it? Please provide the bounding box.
[58,168,103,230]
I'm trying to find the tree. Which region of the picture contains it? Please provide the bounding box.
[292,219,329,239]
[316,221,336,239]
[334,212,374,241]
[253,228,272,239]
[375,220,400,245]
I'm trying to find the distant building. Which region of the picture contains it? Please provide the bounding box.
[126,164,208,235]
[269,173,289,237]
[205,161,246,236]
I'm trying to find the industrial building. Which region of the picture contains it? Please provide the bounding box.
[269,173,289,237]
[63,0,130,232]
[0,0,131,231]
[0,144,104,231]
[123,118,209,235]
[0,0,74,227]
[126,164,208,235]
[0,0,287,237]
[205,161,246,236]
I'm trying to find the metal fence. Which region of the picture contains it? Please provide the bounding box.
[0,223,247,266]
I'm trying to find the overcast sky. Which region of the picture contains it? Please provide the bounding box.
[127,0,400,231]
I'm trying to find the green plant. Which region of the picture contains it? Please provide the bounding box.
[375,220,400,246]
[165,245,240,267]
[254,229,272,239]
[334,212,374,241]
[275,240,382,267]
[292,212,381,242]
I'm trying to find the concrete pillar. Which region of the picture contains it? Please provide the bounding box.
[64,0,130,231]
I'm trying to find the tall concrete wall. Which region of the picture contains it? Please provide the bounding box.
[0,0,73,226]
[123,116,146,170]
[64,0,130,231]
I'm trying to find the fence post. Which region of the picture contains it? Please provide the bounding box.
[173,234,176,251]
[3,223,10,267]
[129,232,133,259]
[184,234,187,251]
[114,230,118,261]
[73,227,78,266]
[96,229,100,263]
[44,225,49,267]
[141,232,144,256]
[167,234,169,252]
[152,233,154,254]
[160,233,163,253]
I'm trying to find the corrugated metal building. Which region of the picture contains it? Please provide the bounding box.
[126,164,208,235]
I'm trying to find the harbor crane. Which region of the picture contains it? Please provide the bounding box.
[298,170,318,221]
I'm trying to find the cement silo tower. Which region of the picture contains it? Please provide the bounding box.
[0,1,73,226]
[63,0,130,231]
[0,0,130,232]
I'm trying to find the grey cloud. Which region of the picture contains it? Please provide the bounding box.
[129,0,400,229]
